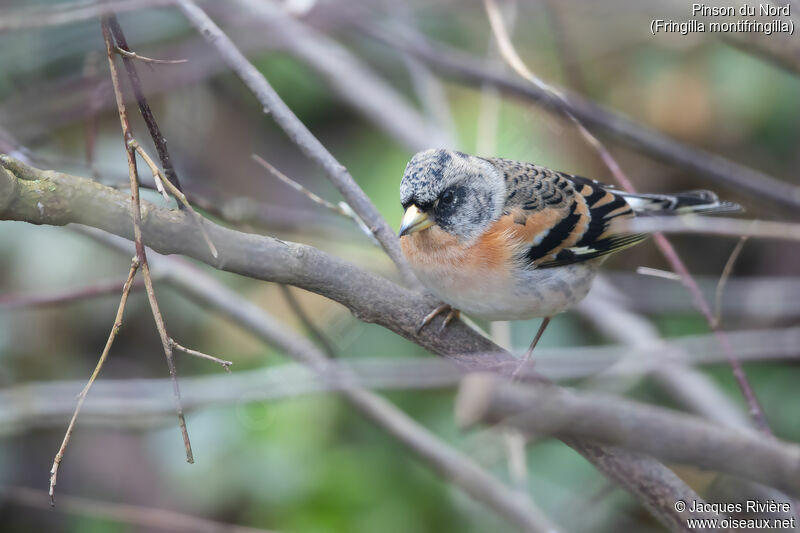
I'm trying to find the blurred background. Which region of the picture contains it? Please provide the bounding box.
[0,0,798,532]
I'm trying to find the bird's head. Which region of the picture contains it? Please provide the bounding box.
[398,149,505,242]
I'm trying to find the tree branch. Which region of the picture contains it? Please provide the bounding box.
[456,374,800,497]
[79,230,558,533]
[175,0,418,287]
[0,156,710,532]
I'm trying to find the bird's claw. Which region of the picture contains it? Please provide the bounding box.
[416,304,460,334]
[440,308,460,332]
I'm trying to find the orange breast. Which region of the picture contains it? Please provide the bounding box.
[400,222,515,278]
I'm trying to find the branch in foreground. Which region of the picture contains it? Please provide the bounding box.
[456,374,800,497]
[81,229,558,533]
[48,257,138,503]
[0,156,709,531]
[100,17,194,465]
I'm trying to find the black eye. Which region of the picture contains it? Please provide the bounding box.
[440,190,455,206]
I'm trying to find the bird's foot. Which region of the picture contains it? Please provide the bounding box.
[512,317,552,380]
[416,304,461,334]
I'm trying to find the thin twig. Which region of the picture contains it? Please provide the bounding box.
[170,338,233,372]
[115,46,188,64]
[635,267,682,282]
[252,154,347,216]
[101,17,194,462]
[130,139,218,258]
[713,237,748,328]
[49,258,139,504]
[251,153,378,245]
[483,0,771,435]
[107,15,184,194]
[139,260,194,462]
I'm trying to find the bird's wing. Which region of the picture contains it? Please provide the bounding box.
[486,158,647,268]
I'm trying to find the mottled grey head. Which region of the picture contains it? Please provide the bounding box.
[399,149,506,241]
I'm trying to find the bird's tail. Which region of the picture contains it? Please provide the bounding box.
[617,189,742,216]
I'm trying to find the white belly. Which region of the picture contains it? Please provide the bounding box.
[411,260,603,321]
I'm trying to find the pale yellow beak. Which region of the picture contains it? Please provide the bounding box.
[398,205,433,237]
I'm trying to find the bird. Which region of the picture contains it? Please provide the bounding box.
[398,148,741,360]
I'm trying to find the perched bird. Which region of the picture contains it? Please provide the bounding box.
[398,149,740,356]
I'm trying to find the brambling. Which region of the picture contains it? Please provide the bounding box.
[398,149,740,353]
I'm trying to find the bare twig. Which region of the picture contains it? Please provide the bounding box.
[107,15,184,194]
[251,154,348,217]
[251,154,378,246]
[176,0,419,287]
[49,258,139,504]
[634,267,682,281]
[101,17,194,463]
[169,338,232,372]
[115,46,188,64]
[714,237,749,328]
